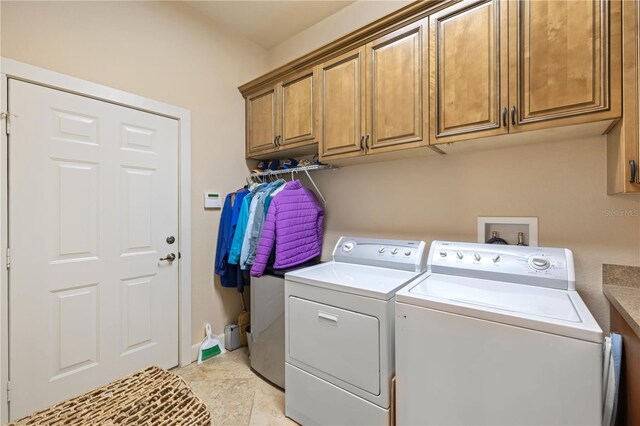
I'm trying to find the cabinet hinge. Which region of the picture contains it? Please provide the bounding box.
[6,381,10,403]
[5,248,10,269]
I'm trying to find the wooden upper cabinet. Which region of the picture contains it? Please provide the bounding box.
[366,18,428,152]
[509,0,621,130]
[246,69,318,158]
[317,48,366,159]
[280,69,317,148]
[243,0,622,160]
[607,0,639,194]
[430,0,509,144]
[246,86,278,156]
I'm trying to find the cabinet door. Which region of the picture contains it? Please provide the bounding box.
[366,18,428,152]
[317,48,366,160]
[509,0,621,131]
[246,86,278,157]
[606,0,639,194]
[430,0,509,144]
[280,69,316,148]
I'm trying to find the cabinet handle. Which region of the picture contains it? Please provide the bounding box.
[273,136,278,147]
[510,106,517,126]
[277,135,281,146]
[501,107,507,127]
[365,135,370,149]
[360,135,365,150]
[630,160,637,184]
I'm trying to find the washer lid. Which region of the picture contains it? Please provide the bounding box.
[396,274,603,343]
[285,261,422,300]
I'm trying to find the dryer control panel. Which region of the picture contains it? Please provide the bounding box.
[428,241,575,290]
[332,236,427,273]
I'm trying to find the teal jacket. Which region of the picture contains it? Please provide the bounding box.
[228,191,254,265]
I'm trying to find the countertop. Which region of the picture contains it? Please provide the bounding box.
[603,264,640,338]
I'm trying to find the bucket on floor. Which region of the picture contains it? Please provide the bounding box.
[224,324,242,351]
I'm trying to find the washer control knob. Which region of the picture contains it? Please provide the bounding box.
[529,256,550,270]
[456,251,464,259]
[342,242,355,252]
[378,246,386,253]
[404,249,412,256]
[391,248,399,255]
[474,252,481,261]
[439,251,447,257]
[492,255,501,263]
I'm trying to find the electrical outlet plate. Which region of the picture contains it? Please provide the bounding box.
[477,217,538,247]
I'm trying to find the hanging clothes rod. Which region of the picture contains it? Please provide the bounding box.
[248,164,335,205]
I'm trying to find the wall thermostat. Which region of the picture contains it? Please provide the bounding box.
[204,192,222,209]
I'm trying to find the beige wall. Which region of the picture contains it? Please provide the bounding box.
[308,137,640,329]
[267,1,640,330]
[1,1,269,343]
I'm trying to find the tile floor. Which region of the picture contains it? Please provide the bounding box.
[175,348,297,426]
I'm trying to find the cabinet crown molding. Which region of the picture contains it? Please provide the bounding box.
[238,0,444,97]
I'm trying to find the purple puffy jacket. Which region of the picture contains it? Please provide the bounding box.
[250,180,324,277]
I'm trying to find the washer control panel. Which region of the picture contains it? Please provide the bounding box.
[333,236,428,273]
[428,241,575,291]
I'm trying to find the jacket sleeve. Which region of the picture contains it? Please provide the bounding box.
[214,195,233,276]
[317,207,324,243]
[228,197,249,265]
[313,192,324,243]
[250,201,277,277]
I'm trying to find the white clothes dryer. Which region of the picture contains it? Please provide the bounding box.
[285,236,428,425]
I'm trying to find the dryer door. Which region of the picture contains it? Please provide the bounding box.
[288,296,380,395]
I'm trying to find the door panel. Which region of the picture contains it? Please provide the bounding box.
[281,70,316,147]
[430,0,509,143]
[8,79,179,419]
[318,48,366,159]
[509,0,619,129]
[367,19,427,151]
[51,284,99,378]
[246,87,278,155]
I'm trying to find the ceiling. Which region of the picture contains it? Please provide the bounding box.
[185,1,355,50]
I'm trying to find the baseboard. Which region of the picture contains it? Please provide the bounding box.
[191,333,226,363]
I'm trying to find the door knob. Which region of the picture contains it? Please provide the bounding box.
[159,253,176,262]
[166,236,175,244]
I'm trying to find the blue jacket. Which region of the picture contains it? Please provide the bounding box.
[215,189,248,287]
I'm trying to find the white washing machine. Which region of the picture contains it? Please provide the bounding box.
[395,241,604,426]
[284,236,427,425]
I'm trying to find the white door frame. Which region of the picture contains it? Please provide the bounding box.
[0,58,192,423]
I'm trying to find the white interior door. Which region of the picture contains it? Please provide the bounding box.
[8,79,179,419]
